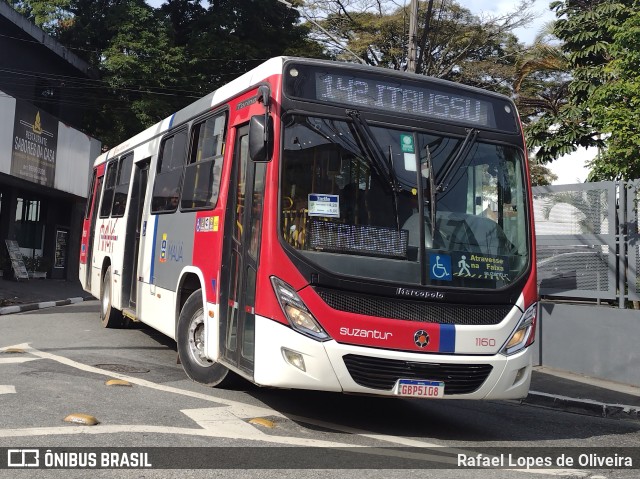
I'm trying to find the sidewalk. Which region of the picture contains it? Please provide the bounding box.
[0,276,94,314]
[1,276,639,420]
[527,367,640,420]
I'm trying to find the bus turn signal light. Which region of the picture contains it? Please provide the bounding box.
[501,302,537,356]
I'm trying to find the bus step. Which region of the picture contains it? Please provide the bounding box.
[122,308,138,322]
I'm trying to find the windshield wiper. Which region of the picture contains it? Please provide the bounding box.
[347,110,400,193]
[436,128,478,193]
[347,109,402,230]
[423,144,437,241]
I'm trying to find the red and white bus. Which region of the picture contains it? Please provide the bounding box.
[80,57,537,399]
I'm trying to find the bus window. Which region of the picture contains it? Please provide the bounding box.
[99,160,118,218]
[181,113,226,210]
[151,129,187,213]
[111,153,133,217]
[84,169,97,219]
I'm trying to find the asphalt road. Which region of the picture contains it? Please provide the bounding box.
[1,301,639,479]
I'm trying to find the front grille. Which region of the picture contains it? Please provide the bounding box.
[317,289,512,325]
[343,354,493,394]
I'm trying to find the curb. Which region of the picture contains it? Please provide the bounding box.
[524,390,640,421]
[0,296,95,316]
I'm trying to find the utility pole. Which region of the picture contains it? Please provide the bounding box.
[407,0,419,72]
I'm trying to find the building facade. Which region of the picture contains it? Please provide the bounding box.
[0,2,101,280]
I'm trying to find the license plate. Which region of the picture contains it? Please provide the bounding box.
[394,379,445,398]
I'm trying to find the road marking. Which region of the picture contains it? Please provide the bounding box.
[0,385,16,395]
[287,413,448,448]
[0,344,590,475]
[5,343,279,419]
[181,407,263,437]
[0,357,39,364]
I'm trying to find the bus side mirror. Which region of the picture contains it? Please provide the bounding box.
[249,114,273,162]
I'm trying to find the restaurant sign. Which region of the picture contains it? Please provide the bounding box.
[11,101,58,187]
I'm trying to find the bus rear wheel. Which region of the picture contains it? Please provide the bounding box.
[100,266,124,328]
[177,289,229,386]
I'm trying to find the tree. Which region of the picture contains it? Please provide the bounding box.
[513,27,569,130]
[511,23,585,175]
[158,0,206,48]
[587,3,640,179]
[529,159,558,186]
[8,0,191,145]
[8,0,327,146]
[525,0,638,180]
[7,0,72,33]
[170,0,326,95]
[301,0,535,94]
[52,0,191,146]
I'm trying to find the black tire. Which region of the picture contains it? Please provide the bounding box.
[100,266,124,328]
[177,289,230,386]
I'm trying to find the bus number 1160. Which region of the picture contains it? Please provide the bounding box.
[475,338,496,347]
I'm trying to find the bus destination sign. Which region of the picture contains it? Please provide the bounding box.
[284,63,520,133]
[316,72,493,127]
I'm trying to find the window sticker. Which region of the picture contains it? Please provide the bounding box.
[429,253,452,281]
[308,194,340,218]
[196,216,219,232]
[160,233,168,263]
[400,134,415,153]
[452,252,510,281]
[401,134,417,172]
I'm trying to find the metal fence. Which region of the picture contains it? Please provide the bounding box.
[533,181,626,306]
[625,180,640,303]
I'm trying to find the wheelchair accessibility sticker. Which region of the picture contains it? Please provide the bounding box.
[429,253,452,281]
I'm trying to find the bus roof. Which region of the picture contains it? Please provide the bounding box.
[94,56,288,167]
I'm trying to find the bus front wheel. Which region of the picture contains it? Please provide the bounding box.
[100,266,124,328]
[177,289,229,386]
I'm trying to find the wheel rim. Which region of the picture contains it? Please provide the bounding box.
[101,276,110,318]
[187,311,212,368]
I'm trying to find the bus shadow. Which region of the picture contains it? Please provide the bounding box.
[244,387,640,443]
[135,323,178,351]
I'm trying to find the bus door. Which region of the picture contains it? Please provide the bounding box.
[85,174,103,290]
[220,124,267,374]
[122,159,149,314]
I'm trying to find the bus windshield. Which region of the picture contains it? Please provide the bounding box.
[280,114,529,289]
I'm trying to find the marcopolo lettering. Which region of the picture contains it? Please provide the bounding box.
[396,287,445,300]
[236,96,258,110]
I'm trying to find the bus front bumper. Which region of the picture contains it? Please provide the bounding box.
[253,315,532,400]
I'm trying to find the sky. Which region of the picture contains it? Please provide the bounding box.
[145,0,590,184]
[459,0,557,45]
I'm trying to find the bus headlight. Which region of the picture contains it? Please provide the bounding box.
[271,277,330,341]
[501,302,537,356]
